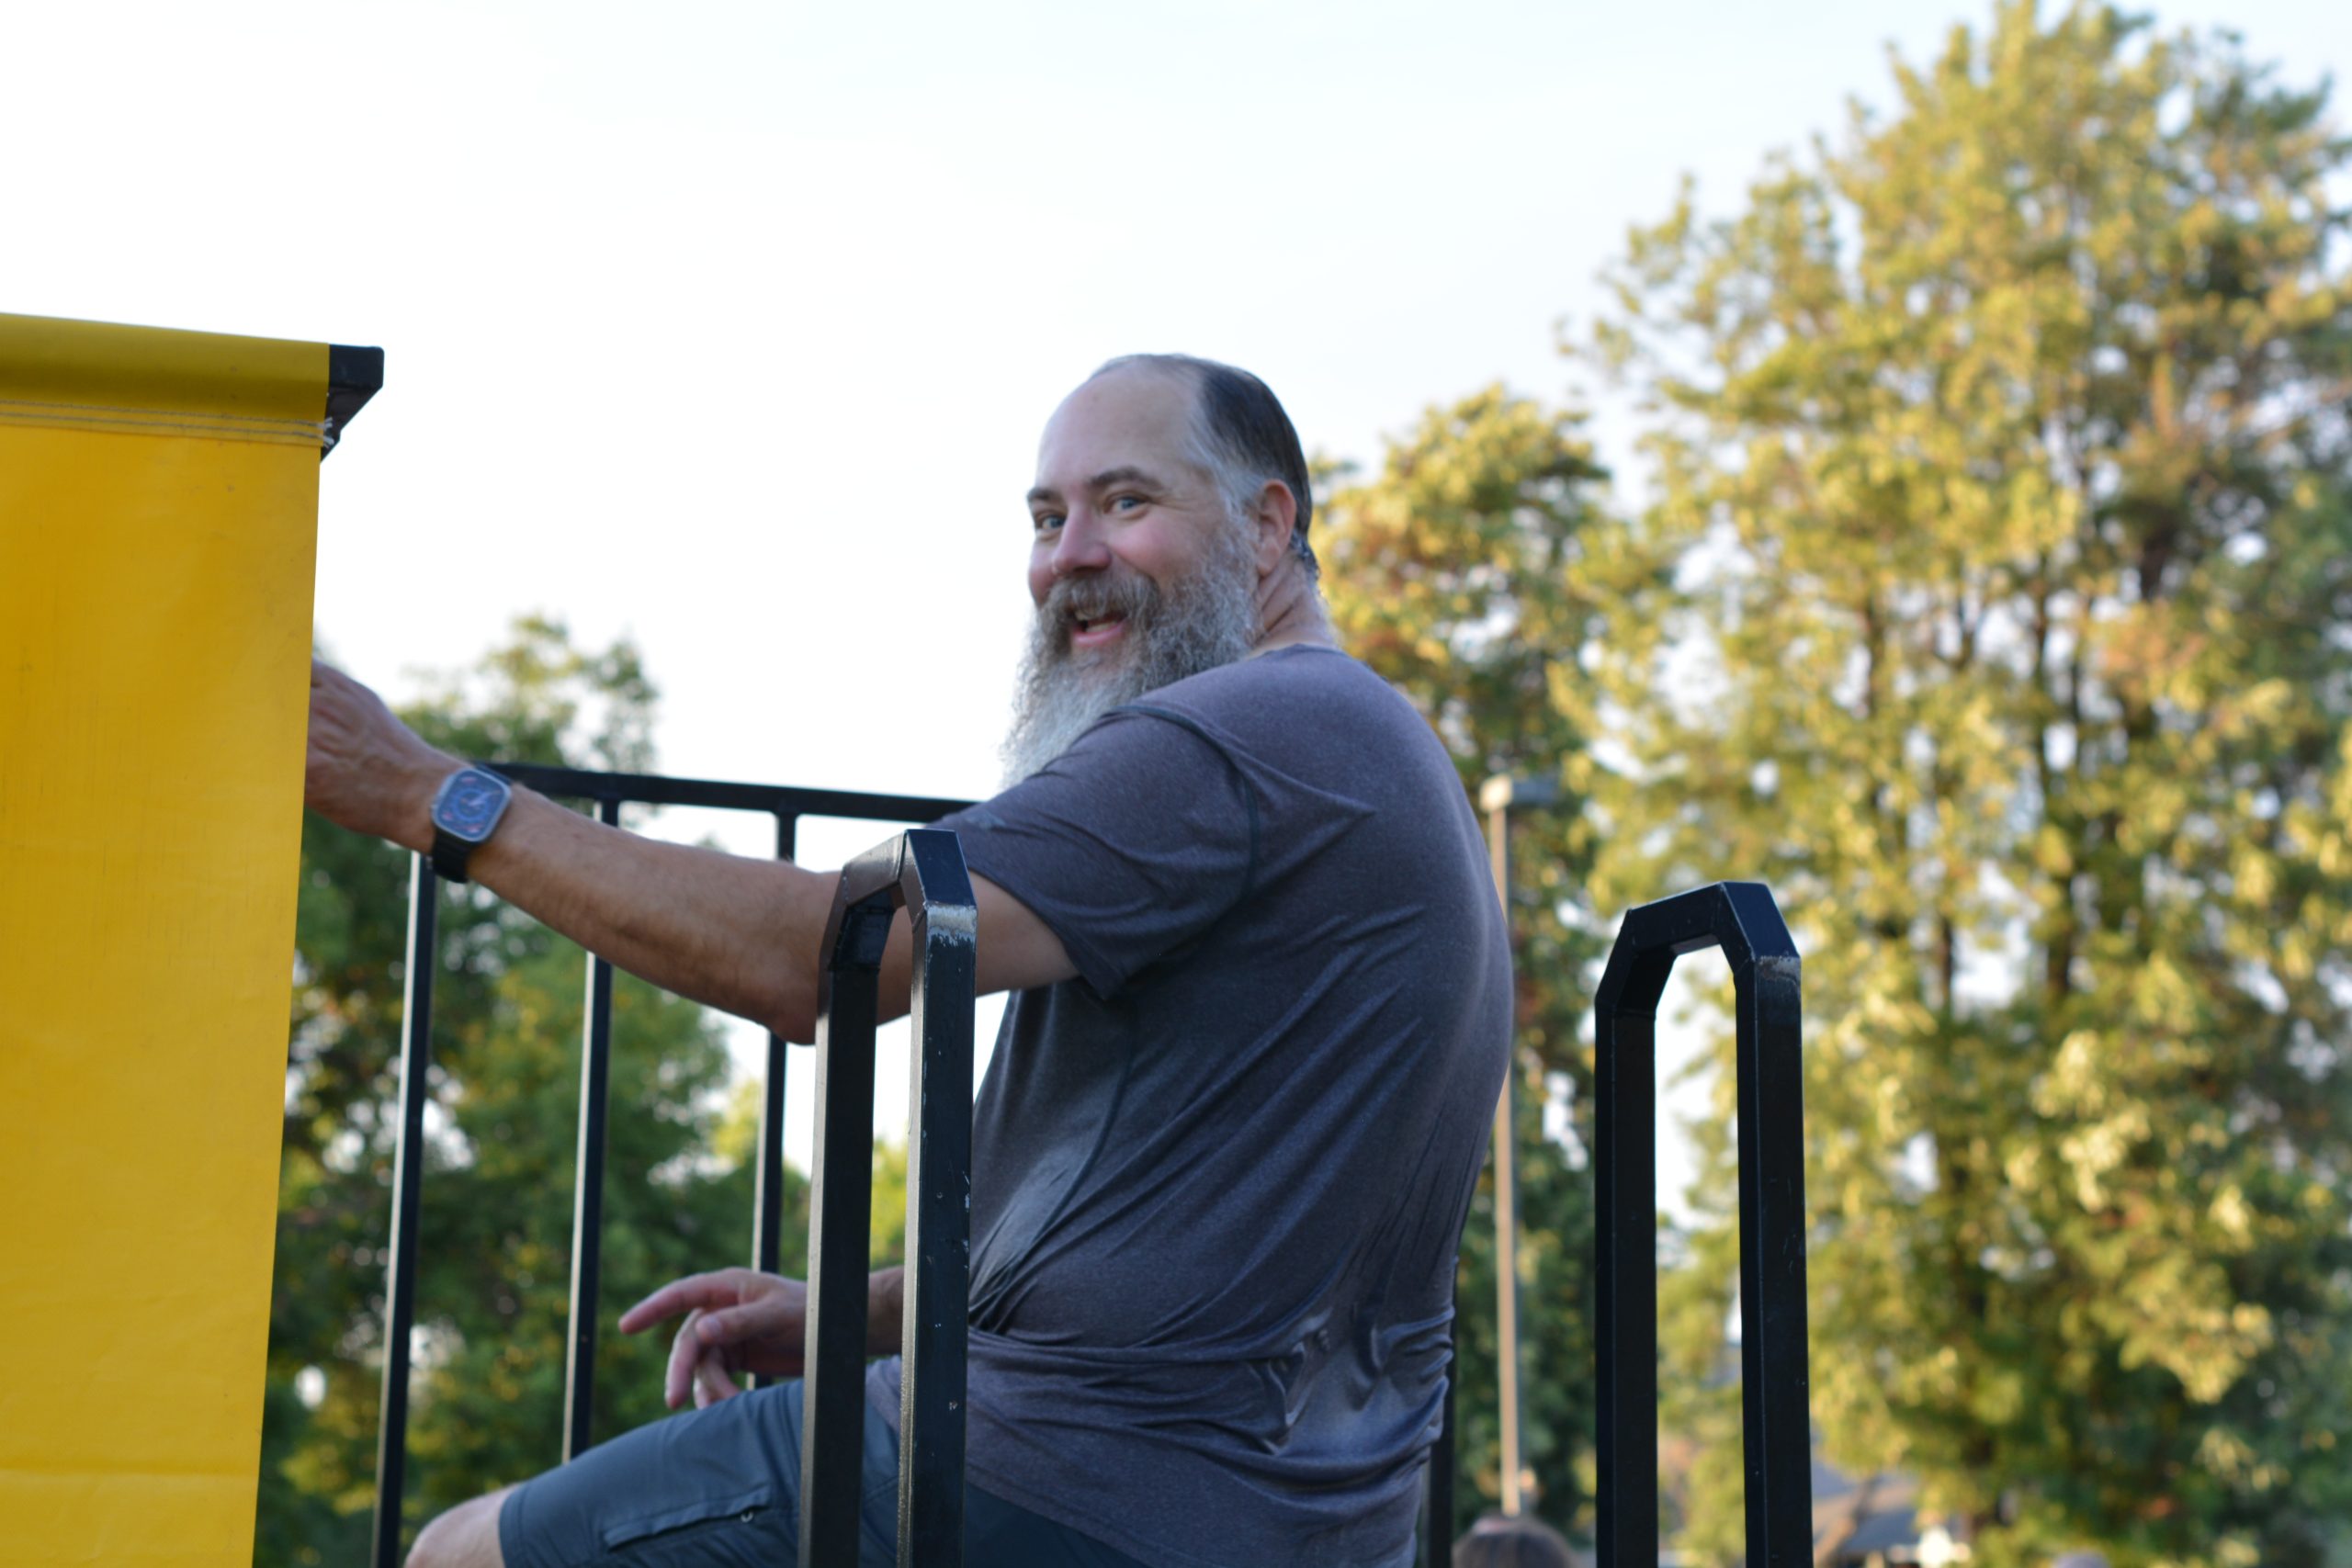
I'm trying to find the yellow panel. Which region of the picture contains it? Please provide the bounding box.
[0,311,326,446]
[0,315,326,1566]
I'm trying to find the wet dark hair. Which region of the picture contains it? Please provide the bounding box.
[1091,353,1318,580]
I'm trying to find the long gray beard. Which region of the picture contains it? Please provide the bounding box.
[1000,524,1260,785]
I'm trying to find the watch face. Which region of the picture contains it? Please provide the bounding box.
[436,770,510,843]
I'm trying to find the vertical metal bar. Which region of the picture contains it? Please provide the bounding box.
[898,898,976,1568]
[1594,965,1660,1568]
[1593,884,1806,1568]
[1484,798,1525,1517]
[753,813,799,1294]
[1420,1354,1458,1565]
[370,857,437,1568]
[561,797,623,1462]
[1732,903,1810,1568]
[801,941,880,1568]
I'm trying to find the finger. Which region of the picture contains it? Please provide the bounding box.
[621,1271,740,1336]
[691,1297,804,1354]
[692,1303,767,1347]
[694,1354,739,1408]
[666,1311,707,1410]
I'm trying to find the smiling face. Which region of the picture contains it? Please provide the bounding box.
[1001,364,1265,783]
[1024,363,1242,657]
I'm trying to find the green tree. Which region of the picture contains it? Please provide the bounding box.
[254,618,798,1564]
[1319,388,1644,1541]
[1589,6,2352,1563]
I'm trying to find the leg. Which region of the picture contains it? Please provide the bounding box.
[485,1382,809,1568]
[407,1486,514,1568]
[401,1377,900,1568]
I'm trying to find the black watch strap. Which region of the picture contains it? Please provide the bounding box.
[429,824,480,885]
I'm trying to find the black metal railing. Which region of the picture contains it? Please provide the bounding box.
[1593,882,1812,1568]
[368,765,971,1568]
[800,829,978,1568]
[1420,1379,1455,1564]
[363,761,1813,1567]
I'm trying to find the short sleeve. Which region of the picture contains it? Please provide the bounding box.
[933,707,1257,998]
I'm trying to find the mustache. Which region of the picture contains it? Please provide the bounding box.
[1041,570,1160,636]
[1002,530,1261,785]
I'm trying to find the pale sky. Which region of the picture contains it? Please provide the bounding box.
[9,0,2345,1182]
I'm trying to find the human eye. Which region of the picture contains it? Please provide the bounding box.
[1108,492,1147,513]
[1032,511,1064,535]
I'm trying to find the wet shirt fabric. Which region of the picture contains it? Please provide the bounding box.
[874,645,1510,1568]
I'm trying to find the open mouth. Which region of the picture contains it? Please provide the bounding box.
[1069,610,1129,649]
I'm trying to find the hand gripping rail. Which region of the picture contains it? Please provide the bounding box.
[802,829,978,1568]
[1594,883,1811,1568]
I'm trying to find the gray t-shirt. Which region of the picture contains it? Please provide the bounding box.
[876,645,1510,1568]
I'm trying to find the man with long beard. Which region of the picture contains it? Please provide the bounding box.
[308,355,1510,1568]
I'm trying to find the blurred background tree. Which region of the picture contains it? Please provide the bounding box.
[1588,4,2352,1564]
[1318,387,1652,1541]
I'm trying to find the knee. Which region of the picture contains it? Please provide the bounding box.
[405,1487,509,1568]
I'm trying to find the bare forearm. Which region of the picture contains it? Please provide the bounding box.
[308,659,842,1037]
[461,787,833,1040]
[457,795,1070,1041]
[304,660,1074,1043]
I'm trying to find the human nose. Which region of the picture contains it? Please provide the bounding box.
[1047,506,1112,579]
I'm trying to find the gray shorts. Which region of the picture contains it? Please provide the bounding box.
[497,1369,1145,1568]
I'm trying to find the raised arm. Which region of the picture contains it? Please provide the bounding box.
[302,659,1074,1040]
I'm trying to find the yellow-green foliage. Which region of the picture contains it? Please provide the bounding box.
[1589,6,2352,1565]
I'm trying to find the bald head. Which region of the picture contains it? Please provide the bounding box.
[1087,354,1317,578]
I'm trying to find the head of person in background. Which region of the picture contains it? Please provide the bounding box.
[1006,352,1323,783]
[1453,1510,1579,1568]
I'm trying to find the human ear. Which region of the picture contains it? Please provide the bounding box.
[1252,480,1298,574]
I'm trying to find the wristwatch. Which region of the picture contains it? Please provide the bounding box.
[429,765,514,885]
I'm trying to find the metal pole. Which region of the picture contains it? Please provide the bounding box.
[897,841,977,1568]
[1420,1359,1458,1564]
[801,924,880,1568]
[1592,882,1810,1568]
[561,796,624,1461]
[803,830,976,1568]
[1479,783,1526,1517]
[752,812,798,1363]
[370,857,437,1568]
[1594,937,1660,1568]
[1730,891,1813,1568]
